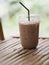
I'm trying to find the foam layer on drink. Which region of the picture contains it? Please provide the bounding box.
[19,17,39,25]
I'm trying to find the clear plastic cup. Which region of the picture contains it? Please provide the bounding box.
[19,14,40,49]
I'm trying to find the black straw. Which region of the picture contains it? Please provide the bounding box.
[19,2,30,21]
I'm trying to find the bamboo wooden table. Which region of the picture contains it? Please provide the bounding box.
[0,37,49,65]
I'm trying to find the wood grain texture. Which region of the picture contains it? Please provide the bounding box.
[0,38,49,65]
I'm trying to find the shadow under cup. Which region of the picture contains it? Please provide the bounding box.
[19,14,40,49]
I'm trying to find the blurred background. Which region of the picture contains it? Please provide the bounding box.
[0,0,49,38]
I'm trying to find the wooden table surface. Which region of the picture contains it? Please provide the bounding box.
[0,37,49,65]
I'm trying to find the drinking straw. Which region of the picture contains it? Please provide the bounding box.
[19,2,30,21]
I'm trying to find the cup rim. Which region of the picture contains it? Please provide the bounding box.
[19,13,40,17]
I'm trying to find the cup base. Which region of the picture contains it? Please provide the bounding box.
[23,46,37,49]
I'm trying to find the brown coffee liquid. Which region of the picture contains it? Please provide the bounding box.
[19,22,39,49]
[0,19,4,40]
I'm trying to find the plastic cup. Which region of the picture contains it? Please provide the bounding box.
[19,14,40,49]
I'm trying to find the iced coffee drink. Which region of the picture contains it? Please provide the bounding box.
[19,14,39,49]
